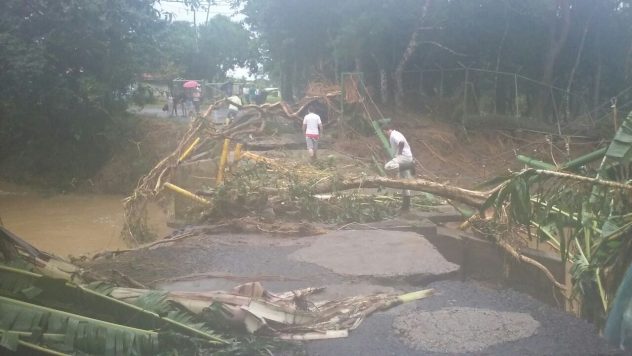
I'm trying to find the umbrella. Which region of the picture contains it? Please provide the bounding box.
[183,80,199,89]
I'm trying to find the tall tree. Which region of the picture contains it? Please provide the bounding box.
[0,0,162,184]
[235,0,340,101]
[233,0,632,118]
[394,0,431,110]
[537,0,571,118]
[158,16,254,81]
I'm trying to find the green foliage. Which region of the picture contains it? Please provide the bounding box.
[483,110,632,323]
[0,263,287,355]
[0,1,259,187]
[0,266,173,354]
[234,0,632,118]
[197,162,440,224]
[0,296,160,355]
[0,0,163,187]
[157,16,255,81]
[605,110,632,165]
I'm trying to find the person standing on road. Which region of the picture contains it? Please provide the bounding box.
[303,106,323,161]
[192,85,202,114]
[383,124,414,211]
[227,95,242,123]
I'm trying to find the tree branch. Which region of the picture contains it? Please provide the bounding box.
[418,41,467,56]
[533,169,632,192]
[311,175,489,208]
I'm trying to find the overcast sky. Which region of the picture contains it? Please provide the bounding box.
[155,1,244,23]
[154,1,251,78]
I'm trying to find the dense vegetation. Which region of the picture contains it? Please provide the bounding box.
[0,0,159,186]
[2,0,632,186]
[238,0,632,121]
[0,0,253,187]
[3,0,632,344]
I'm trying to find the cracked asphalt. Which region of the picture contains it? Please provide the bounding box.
[87,227,618,355]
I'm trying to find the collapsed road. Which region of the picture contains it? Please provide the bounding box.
[3,80,628,355]
[85,212,617,355]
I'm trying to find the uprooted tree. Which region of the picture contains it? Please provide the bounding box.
[115,48,632,326]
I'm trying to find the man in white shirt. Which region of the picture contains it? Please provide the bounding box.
[383,124,414,211]
[302,106,323,161]
[227,95,242,123]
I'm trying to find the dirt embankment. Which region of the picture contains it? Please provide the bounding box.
[88,111,602,195]
[335,115,602,188]
[82,116,186,194]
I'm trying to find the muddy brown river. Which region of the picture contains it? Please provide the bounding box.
[0,182,171,257]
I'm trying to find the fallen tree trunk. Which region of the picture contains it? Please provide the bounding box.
[312,176,490,208]
[230,91,341,122]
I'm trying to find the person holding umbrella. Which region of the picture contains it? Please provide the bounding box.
[182,80,199,116]
[182,80,199,89]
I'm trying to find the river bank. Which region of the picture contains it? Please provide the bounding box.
[0,181,171,257]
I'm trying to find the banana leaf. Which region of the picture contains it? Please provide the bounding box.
[0,294,158,355]
[0,264,232,355]
[479,111,632,323]
[605,111,632,163]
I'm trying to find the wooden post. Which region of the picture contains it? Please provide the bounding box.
[340,73,346,138]
[462,68,469,126]
[439,68,444,99]
[178,137,200,163]
[234,143,243,162]
[216,138,230,185]
[514,74,520,118]
[164,182,211,205]
[550,89,562,136]
[612,97,618,133]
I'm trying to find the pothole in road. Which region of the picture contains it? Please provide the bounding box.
[393,306,540,353]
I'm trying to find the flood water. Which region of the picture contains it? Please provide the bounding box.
[0,181,171,257]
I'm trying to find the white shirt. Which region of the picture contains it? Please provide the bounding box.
[303,113,322,135]
[228,95,242,111]
[389,130,412,157]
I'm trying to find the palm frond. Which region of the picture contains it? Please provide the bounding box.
[0,294,159,355]
[0,263,235,355]
[480,111,632,322]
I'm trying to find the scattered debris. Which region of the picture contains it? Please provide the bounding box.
[0,227,434,354]
[110,281,434,340]
[118,78,632,332]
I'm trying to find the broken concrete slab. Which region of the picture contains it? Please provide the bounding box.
[394,280,615,355]
[393,307,540,353]
[85,228,616,355]
[289,230,459,278]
